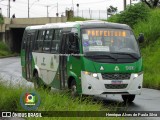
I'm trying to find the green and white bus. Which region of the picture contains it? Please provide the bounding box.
[21,20,144,102]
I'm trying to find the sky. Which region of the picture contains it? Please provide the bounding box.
[0,0,139,18]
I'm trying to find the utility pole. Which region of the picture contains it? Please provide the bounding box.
[28,0,29,18]
[72,0,74,11]
[124,0,126,10]
[57,2,58,15]
[46,5,50,17]
[8,0,15,18]
[8,0,10,18]
[130,0,132,5]
[76,3,79,17]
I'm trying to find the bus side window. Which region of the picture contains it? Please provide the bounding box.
[51,29,61,54]
[32,30,38,51]
[30,32,35,51]
[35,30,45,52]
[22,31,27,49]
[43,30,53,53]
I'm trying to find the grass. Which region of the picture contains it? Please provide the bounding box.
[141,39,160,89]
[133,9,160,46]
[133,9,160,89]
[67,17,91,22]
[0,41,12,57]
[0,82,122,120]
[0,15,4,24]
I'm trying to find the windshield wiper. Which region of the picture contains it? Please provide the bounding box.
[110,52,139,60]
[86,54,118,61]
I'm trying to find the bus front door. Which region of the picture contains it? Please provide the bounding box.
[59,33,68,89]
[25,34,33,81]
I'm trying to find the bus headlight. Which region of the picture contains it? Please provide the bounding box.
[133,72,143,79]
[93,73,98,78]
[134,74,138,78]
[84,71,99,79]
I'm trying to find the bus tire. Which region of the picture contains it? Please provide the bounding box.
[33,72,51,91]
[122,95,135,103]
[33,72,41,90]
[70,80,78,98]
[43,85,51,91]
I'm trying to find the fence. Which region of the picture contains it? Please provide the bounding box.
[73,9,110,20]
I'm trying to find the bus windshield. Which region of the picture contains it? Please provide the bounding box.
[81,28,140,57]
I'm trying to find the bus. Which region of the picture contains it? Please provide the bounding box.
[21,20,144,102]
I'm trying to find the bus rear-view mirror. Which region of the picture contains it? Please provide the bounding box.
[68,32,79,54]
[69,32,75,43]
[138,33,144,43]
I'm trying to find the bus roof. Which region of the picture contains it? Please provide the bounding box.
[25,20,131,30]
[80,20,131,30]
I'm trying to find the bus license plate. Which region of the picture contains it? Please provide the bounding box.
[111,80,123,84]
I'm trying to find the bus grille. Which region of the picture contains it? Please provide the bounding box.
[105,84,128,89]
[102,73,131,80]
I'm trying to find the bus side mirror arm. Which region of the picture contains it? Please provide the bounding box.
[138,33,144,43]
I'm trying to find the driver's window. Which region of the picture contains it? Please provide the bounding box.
[68,34,79,54]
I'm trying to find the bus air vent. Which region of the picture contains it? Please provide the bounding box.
[105,84,128,89]
[102,73,131,80]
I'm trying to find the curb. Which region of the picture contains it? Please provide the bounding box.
[0,55,19,59]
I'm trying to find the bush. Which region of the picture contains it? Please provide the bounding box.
[0,42,10,51]
[68,17,89,22]
[134,9,160,46]
[142,39,160,89]
[0,42,11,56]
[108,3,150,28]
[0,14,4,24]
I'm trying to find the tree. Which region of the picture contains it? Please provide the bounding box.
[141,0,160,8]
[107,6,118,15]
[107,3,150,28]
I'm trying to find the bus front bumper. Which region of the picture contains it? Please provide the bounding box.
[81,71,143,95]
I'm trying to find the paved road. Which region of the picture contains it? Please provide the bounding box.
[0,57,33,87]
[0,57,160,119]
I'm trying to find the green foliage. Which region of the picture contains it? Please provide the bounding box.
[0,41,11,57]
[134,9,160,46]
[0,83,104,111]
[142,39,160,89]
[0,14,4,24]
[0,83,123,120]
[107,5,118,14]
[108,3,150,28]
[141,0,160,8]
[0,41,9,51]
[67,17,90,22]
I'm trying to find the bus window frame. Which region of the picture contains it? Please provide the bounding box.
[50,28,62,54]
[21,30,27,50]
[32,30,39,52]
[43,29,54,53]
[34,29,46,53]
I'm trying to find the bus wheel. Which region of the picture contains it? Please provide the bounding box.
[34,72,51,91]
[33,72,41,90]
[71,80,77,97]
[122,95,135,103]
[43,85,51,91]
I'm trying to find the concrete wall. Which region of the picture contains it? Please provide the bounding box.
[0,16,67,31]
[0,16,67,52]
[10,16,67,25]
